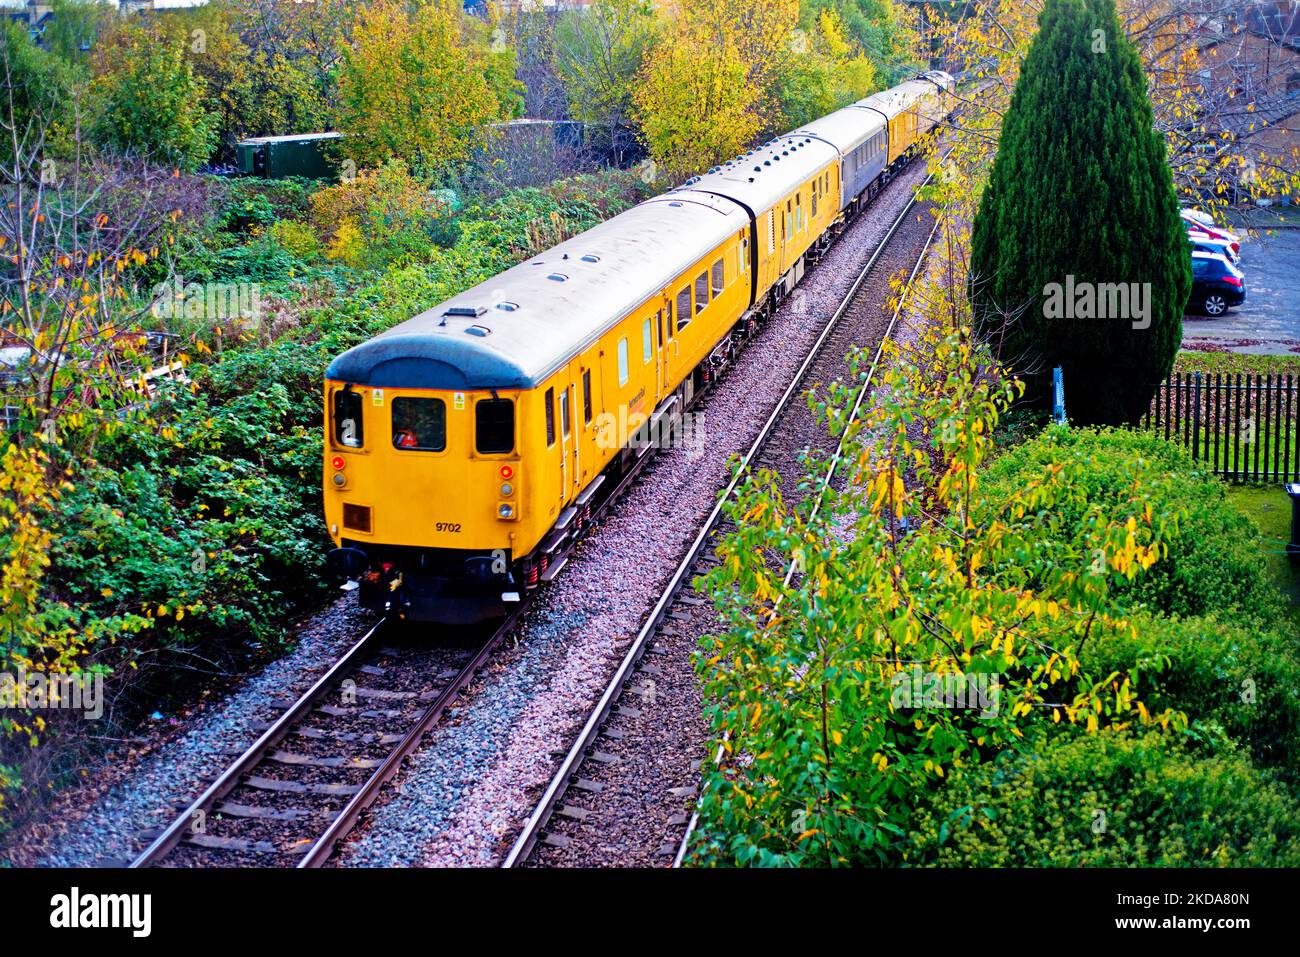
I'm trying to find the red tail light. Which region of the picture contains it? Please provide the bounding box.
[1223,275,1242,287]
[381,562,394,573]
[331,455,346,471]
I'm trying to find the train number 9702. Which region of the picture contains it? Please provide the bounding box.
[436,522,462,533]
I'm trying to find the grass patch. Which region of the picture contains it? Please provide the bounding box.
[1225,484,1300,631]
[1174,351,1300,378]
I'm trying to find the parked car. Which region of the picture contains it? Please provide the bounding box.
[1181,209,1241,254]
[1181,207,1217,228]
[1188,233,1241,265]
[1188,250,1245,316]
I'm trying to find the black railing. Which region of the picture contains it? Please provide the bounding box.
[1143,371,1299,483]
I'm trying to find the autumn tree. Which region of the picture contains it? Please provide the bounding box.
[969,0,1190,425]
[633,17,761,182]
[0,22,77,163]
[802,0,920,84]
[336,0,521,175]
[777,8,879,127]
[555,0,659,160]
[683,0,801,136]
[88,24,218,172]
[42,0,115,70]
[227,0,353,136]
[161,3,259,160]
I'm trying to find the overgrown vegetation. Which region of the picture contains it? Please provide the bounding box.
[690,238,1300,864]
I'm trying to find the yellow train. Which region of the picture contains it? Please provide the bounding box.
[323,72,954,623]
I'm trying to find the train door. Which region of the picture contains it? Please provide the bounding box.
[557,364,581,497]
[578,353,596,484]
[653,307,666,402]
[662,292,676,389]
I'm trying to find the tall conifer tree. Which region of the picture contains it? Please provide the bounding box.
[969,0,1190,425]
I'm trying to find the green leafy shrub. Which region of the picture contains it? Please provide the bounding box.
[1083,613,1300,778]
[981,426,1281,621]
[909,729,1300,866]
[267,219,323,261]
[215,177,315,234]
[310,161,458,269]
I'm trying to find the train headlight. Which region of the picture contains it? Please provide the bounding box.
[498,503,515,519]
[332,473,346,488]
[500,483,514,497]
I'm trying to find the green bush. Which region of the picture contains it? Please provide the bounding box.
[268,220,324,261]
[982,426,1281,621]
[1083,612,1300,777]
[215,176,315,234]
[909,729,1300,866]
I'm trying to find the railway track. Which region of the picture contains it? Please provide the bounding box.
[503,155,947,869]
[129,613,521,868]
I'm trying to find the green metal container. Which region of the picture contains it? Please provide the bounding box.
[235,132,343,180]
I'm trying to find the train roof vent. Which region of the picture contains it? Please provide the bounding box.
[547,273,569,282]
[580,254,600,263]
[444,305,486,318]
[495,301,519,312]
[464,324,491,337]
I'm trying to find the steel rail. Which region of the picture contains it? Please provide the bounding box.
[297,604,529,867]
[130,617,391,868]
[504,157,942,869]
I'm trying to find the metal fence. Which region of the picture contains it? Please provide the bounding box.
[1143,371,1300,483]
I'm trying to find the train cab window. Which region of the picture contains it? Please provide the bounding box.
[676,287,691,330]
[333,388,364,448]
[617,337,629,386]
[642,318,653,364]
[545,387,555,446]
[391,396,446,452]
[559,388,571,438]
[694,272,708,313]
[582,369,592,424]
[475,398,514,454]
[712,259,724,296]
